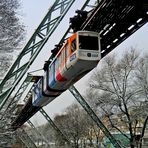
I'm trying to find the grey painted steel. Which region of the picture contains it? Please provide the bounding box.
[1,75,34,115]
[16,128,37,148]
[69,85,122,148]
[27,120,49,146]
[0,0,76,110]
[40,108,71,146]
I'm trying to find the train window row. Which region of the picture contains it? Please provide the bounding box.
[49,37,77,73]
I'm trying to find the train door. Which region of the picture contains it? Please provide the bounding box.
[66,33,77,69]
[65,41,70,70]
[48,62,56,88]
[32,78,43,106]
[60,45,66,73]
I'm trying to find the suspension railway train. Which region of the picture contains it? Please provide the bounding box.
[11,31,101,129]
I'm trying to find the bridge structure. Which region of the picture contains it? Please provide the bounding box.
[0,0,148,147]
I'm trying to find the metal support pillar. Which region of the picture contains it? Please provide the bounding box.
[16,128,37,148]
[69,85,122,148]
[27,120,49,146]
[0,0,77,110]
[40,108,71,146]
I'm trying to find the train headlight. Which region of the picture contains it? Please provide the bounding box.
[87,53,91,57]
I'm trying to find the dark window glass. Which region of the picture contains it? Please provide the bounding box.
[71,39,76,52]
[65,44,69,57]
[79,36,98,50]
[55,58,59,70]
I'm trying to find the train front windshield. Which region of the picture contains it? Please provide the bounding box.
[79,35,99,50]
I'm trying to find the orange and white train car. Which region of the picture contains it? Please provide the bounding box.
[33,31,101,107]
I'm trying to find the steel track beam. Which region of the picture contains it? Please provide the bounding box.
[80,0,148,58]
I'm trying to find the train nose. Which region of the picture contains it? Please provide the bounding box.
[87,53,91,57]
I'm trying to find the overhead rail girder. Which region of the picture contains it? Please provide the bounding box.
[0,0,77,110]
[69,85,122,148]
[80,0,148,57]
[0,75,33,114]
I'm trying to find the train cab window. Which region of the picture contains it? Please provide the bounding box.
[71,39,76,52]
[79,35,98,50]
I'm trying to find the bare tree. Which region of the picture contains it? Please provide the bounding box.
[135,54,148,101]
[0,0,25,78]
[88,49,148,148]
[0,0,25,145]
[54,103,96,148]
[135,53,148,148]
[0,0,24,52]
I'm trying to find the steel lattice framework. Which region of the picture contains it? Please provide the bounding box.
[0,0,77,109]
[0,0,148,147]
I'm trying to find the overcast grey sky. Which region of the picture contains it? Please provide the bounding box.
[20,0,148,125]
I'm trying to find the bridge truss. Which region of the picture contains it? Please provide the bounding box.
[0,0,148,147]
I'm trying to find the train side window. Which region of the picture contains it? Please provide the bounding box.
[49,65,53,76]
[55,57,59,70]
[71,39,76,52]
[62,49,65,62]
[61,51,63,63]
[43,72,47,90]
[34,84,39,95]
[65,44,69,57]
[39,79,42,91]
[58,52,62,67]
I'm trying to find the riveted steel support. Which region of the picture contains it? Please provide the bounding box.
[40,108,71,146]
[69,85,122,148]
[16,128,37,148]
[27,120,49,146]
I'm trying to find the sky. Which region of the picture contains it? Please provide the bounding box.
[19,0,148,126]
